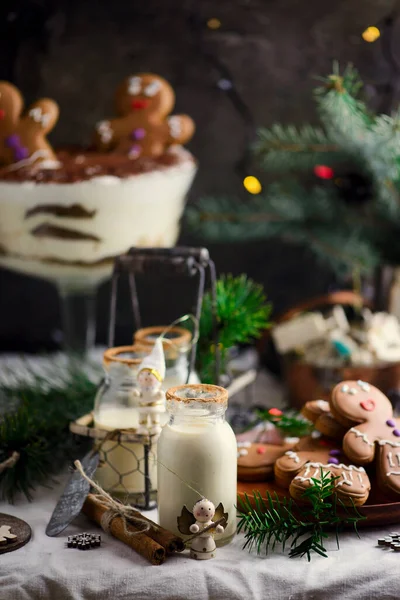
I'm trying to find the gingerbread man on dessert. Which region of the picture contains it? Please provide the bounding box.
[330,380,400,498]
[0,81,59,167]
[274,435,371,505]
[93,73,195,158]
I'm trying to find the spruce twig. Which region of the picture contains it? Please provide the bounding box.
[237,469,366,561]
[197,274,272,383]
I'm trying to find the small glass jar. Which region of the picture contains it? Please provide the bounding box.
[134,326,200,389]
[157,384,237,546]
[93,344,167,502]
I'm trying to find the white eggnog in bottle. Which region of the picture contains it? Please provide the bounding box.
[157,384,237,546]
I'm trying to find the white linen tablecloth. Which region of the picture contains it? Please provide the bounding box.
[1,477,400,600]
[1,355,400,599]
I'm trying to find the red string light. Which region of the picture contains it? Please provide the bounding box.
[314,165,334,179]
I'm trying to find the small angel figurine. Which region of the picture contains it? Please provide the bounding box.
[177,499,228,560]
[133,339,166,435]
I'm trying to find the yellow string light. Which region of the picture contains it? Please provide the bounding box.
[207,18,221,30]
[362,26,381,43]
[243,176,262,194]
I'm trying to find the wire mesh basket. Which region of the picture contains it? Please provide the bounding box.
[70,412,158,510]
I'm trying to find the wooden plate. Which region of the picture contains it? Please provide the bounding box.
[237,479,400,527]
[0,513,31,554]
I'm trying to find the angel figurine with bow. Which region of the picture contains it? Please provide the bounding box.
[177,498,228,560]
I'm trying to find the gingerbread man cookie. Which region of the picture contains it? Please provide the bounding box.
[94,73,195,158]
[0,81,59,167]
[274,436,370,505]
[330,380,400,497]
[237,441,296,482]
[301,399,347,440]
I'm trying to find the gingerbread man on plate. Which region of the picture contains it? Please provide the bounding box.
[274,435,371,505]
[94,73,195,158]
[0,81,59,167]
[330,380,400,498]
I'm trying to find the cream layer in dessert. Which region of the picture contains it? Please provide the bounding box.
[0,147,196,288]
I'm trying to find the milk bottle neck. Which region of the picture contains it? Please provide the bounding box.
[166,400,227,426]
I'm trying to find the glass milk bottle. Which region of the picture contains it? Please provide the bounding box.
[93,344,160,501]
[157,384,237,546]
[134,326,200,389]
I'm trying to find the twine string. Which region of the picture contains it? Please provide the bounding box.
[0,451,20,474]
[158,314,199,354]
[155,456,204,498]
[74,459,155,536]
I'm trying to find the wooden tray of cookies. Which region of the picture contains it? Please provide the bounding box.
[237,479,400,528]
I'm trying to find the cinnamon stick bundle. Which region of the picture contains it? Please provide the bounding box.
[82,494,184,565]
[134,511,185,554]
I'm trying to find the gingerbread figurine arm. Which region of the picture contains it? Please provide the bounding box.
[274,450,310,487]
[166,115,195,146]
[0,82,23,128]
[342,425,376,464]
[378,441,400,496]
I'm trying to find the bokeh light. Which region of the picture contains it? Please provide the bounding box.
[243,176,262,194]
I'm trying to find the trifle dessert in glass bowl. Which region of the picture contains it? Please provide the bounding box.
[0,73,196,350]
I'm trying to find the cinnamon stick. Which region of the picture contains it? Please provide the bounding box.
[82,494,165,565]
[133,511,185,554]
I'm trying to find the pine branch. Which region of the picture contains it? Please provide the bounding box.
[0,363,99,503]
[315,63,372,143]
[186,182,380,275]
[197,274,272,383]
[255,124,340,172]
[237,468,366,561]
[256,408,313,438]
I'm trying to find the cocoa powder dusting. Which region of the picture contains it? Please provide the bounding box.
[0,149,190,183]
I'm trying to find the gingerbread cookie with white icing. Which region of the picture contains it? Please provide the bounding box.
[94,73,195,158]
[274,436,370,506]
[301,399,347,440]
[237,441,295,482]
[0,81,59,167]
[330,380,400,498]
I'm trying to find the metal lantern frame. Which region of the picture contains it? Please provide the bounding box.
[107,246,220,383]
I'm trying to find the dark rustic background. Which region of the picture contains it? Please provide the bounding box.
[0,0,397,350]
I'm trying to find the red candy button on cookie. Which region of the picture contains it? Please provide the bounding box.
[360,399,375,411]
[256,447,266,454]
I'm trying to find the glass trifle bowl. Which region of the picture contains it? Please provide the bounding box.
[0,147,196,350]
